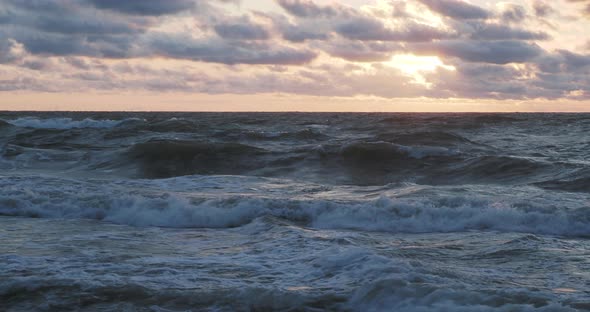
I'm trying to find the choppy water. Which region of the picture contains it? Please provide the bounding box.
[1,112,589,311]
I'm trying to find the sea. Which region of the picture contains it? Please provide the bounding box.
[0,112,589,311]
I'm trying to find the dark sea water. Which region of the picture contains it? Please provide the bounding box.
[0,112,589,311]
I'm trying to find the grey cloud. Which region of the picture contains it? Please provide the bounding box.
[536,50,590,73]
[273,2,455,43]
[276,0,343,18]
[0,39,24,64]
[0,0,151,59]
[147,34,317,65]
[0,77,52,92]
[532,72,590,99]
[0,0,76,15]
[86,0,195,16]
[535,54,564,73]
[533,1,554,17]
[0,1,149,35]
[336,17,453,41]
[429,50,590,100]
[21,58,54,71]
[318,40,402,62]
[501,4,527,23]
[64,57,94,70]
[559,50,590,70]
[1,27,137,58]
[426,61,553,99]
[417,0,490,20]
[414,40,544,64]
[276,20,330,42]
[1,0,317,66]
[214,17,270,40]
[35,17,139,36]
[468,23,550,41]
[281,27,329,42]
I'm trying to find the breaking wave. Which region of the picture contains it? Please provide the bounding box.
[1,178,589,237]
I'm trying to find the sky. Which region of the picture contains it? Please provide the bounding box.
[1,0,590,112]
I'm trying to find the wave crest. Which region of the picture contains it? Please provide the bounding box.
[3,117,140,129]
[1,178,589,237]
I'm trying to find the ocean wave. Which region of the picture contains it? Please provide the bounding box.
[0,120,11,129]
[349,278,576,312]
[339,142,459,162]
[376,131,481,147]
[147,118,199,131]
[128,139,267,178]
[0,276,340,311]
[0,244,580,312]
[1,112,587,188]
[472,114,524,123]
[213,128,328,141]
[431,155,552,184]
[3,117,141,129]
[1,134,554,185]
[535,176,590,193]
[1,180,589,237]
[264,128,328,141]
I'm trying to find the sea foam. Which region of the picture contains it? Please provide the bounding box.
[1,176,588,237]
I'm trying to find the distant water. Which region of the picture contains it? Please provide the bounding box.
[1,112,589,311]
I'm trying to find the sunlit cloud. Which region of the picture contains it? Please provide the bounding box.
[383,54,456,87]
[0,0,589,110]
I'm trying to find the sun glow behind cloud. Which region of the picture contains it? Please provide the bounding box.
[384,54,456,87]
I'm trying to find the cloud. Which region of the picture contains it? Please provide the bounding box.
[428,62,531,99]
[0,1,150,35]
[0,26,138,58]
[85,0,195,16]
[317,40,402,62]
[0,0,151,58]
[146,34,317,65]
[566,0,590,16]
[0,39,26,64]
[280,24,330,42]
[276,0,343,18]
[536,50,590,73]
[0,0,588,103]
[558,50,590,70]
[417,0,490,20]
[414,40,544,64]
[275,1,455,43]
[501,4,527,23]
[213,17,271,40]
[533,1,554,17]
[335,17,453,42]
[468,23,550,40]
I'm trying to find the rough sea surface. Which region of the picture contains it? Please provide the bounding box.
[0,112,589,311]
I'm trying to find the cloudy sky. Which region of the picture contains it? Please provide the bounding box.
[1,0,590,111]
